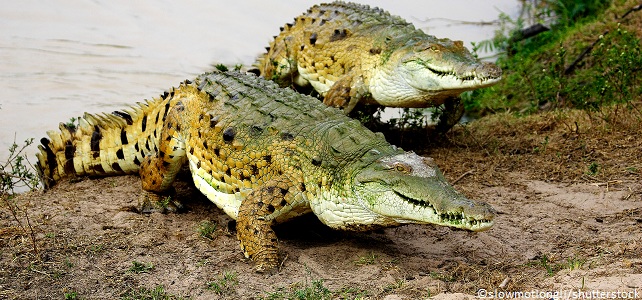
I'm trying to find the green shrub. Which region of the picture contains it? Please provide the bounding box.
[466,0,641,118]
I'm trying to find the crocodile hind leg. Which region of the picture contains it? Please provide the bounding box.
[237,177,298,273]
[139,102,187,213]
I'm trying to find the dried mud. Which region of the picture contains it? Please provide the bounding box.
[1,108,641,299]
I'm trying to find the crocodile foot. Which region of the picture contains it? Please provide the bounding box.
[435,97,466,133]
[138,188,184,214]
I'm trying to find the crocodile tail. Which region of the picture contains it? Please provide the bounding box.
[36,92,175,189]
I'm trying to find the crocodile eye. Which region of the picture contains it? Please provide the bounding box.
[421,45,439,52]
[393,163,412,174]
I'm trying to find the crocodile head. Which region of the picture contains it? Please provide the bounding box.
[370,36,502,107]
[310,151,495,232]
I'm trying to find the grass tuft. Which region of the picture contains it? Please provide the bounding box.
[206,270,239,295]
[127,261,154,274]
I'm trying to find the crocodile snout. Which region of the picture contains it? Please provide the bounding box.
[476,62,502,80]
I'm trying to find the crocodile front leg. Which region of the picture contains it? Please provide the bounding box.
[237,177,298,273]
[435,96,465,133]
[139,101,187,213]
[323,72,367,114]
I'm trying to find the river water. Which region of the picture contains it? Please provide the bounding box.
[0,0,519,162]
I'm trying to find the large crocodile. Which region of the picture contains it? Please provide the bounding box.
[256,1,501,130]
[36,70,495,272]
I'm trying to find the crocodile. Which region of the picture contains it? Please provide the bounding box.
[256,1,501,130]
[36,70,495,272]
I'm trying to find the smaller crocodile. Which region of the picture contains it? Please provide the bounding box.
[36,70,495,272]
[256,1,501,129]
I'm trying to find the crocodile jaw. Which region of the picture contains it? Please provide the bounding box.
[382,190,495,232]
[311,152,495,232]
[310,189,494,232]
[370,61,501,107]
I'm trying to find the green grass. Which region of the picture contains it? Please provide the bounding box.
[292,280,332,300]
[264,277,340,300]
[197,220,218,240]
[87,244,105,255]
[382,279,404,293]
[429,271,456,282]
[587,162,599,175]
[214,64,228,72]
[262,277,372,300]
[565,256,587,271]
[120,285,188,300]
[465,0,641,119]
[127,261,154,274]
[527,254,588,276]
[353,251,378,266]
[265,279,332,300]
[64,257,74,268]
[155,196,171,210]
[336,287,370,299]
[206,271,239,295]
[64,117,79,131]
[64,291,79,300]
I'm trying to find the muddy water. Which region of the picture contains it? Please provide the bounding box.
[0,0,519,162]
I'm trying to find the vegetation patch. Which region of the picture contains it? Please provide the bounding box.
[206,270,239,296]
[466,0,642,117]
[120,285,187,300]
[197,220,218,240]
[127,261,155,274]
[264,279,332,300]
